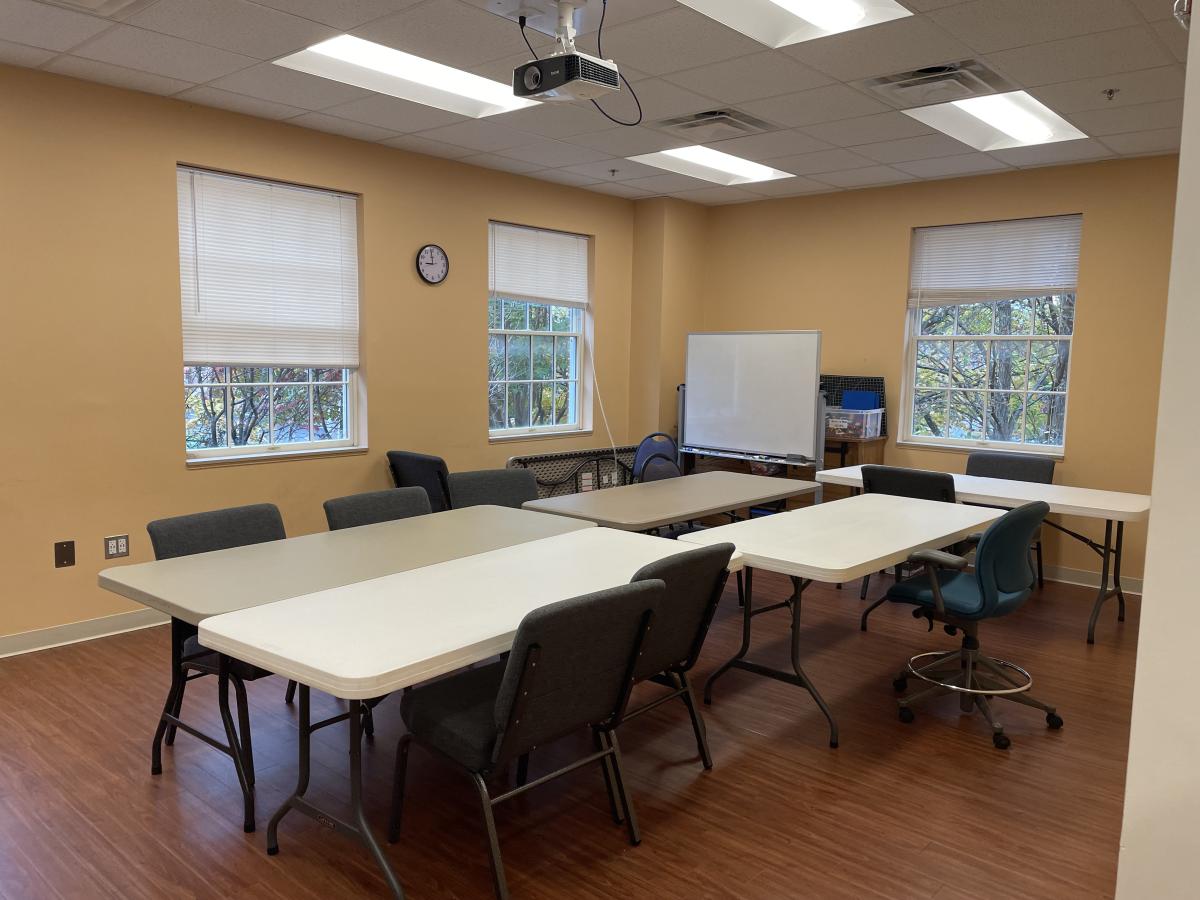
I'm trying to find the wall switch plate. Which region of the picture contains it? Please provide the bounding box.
[105,534,129,559]
[54,540,75,568]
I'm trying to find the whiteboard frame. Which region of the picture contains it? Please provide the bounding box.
[679,330,824,465]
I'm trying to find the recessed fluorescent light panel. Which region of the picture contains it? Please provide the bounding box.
[678,0,911,48]
[627,146,793,186]
[273,35,538,118]
[903,90,1087,151]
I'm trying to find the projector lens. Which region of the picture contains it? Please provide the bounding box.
[523,66,542,91]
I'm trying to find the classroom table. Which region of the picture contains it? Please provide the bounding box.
[521,470,822,531]
[678,493,1002,748]
[198,527,743,899]
[816,465,1152,643]
[97,506,596,838]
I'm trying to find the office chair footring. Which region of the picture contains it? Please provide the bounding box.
[905,652,1032,696]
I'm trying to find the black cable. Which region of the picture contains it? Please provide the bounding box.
[519,16,538,59]
[590,0,642,127]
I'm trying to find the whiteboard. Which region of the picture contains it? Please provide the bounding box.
[682,331,822,462]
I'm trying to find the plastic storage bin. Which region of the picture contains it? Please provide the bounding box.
[825,407,883,439]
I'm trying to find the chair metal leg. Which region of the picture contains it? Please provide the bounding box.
[604,731,641,847]
[677,672,713,770]
[388,733,412,843]
[1035,541,1045,588]
[471,773,508,900]
[594,728,625,825]
[231,673,256,788]
[216,660,255,834]
[362,703,375,741]
[285,679,297,704]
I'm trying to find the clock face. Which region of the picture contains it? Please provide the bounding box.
[416,244,449,285]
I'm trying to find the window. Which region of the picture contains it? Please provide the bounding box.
[902,215,1081,453]
[177,167,361,459]
[488,222,590,436]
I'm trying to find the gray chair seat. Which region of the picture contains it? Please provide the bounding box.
[399,661,506,772]
[182,635,273,682]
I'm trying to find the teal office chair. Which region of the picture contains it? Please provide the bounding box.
[887,501,1062,750]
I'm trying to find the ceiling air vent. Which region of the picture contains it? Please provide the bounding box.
[856,60,1014,110]
[655,110,773,143]
[41,0,157,17]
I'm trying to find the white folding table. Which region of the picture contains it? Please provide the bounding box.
[197,527,742,899]
[817,465,1152,643]
[521,470,821,531]
[679,494,1001,748]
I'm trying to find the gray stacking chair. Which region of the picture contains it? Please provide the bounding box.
[887,502,1060,749]
[386,449,452,512]
[858,465,957,630]
[965,450,1056,587]
[388,580,664,900]
[632,432,678,482]
[447,467,539,509]
[146,502,285,833]
[638,452,683,482]
[322,486,431,530]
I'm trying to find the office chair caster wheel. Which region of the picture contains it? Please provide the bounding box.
[892,677,907,692]
[898,707,914,724]
[1046,713,1064,729]
[992,733,1011,750]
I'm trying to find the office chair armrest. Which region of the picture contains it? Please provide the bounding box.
[907,548,969,571]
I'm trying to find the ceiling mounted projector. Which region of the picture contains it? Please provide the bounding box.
[513,1,621,102]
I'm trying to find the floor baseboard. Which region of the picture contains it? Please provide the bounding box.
[1043,565,1143,596]
[0,608,169,659]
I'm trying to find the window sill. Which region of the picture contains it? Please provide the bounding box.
[489,429,593,445]
[895,439,1064,461]
[186,445,369,468]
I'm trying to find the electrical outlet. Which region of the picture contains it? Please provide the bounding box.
[105,534,130,559]
[54,540,75,568]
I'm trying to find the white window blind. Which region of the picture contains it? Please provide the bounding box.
[177,167,360,367]
[489,221,590,309]
[909,214,1082,308]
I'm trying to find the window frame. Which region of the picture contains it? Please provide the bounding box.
[184,366,362,463]
[898,297,1076,457]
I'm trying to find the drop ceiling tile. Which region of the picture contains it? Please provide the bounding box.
[809,165,918,188]
[530,168,602,187]
[895,153,1011,178]
[585,181,656,198]
[622,172,714,194]
[1068,98,1184,136]
[45,55,192,96]
[1129,0,1176,21]
[563,126,687,158]
[71,25,256,84]
[929,0,1142,53]
[130,0,336,59]
[286,112,400,141]
[497,139,612,167]
[495,102,614,139]
[767,148,877,176]
[319,94,465,132]
[1030,65,1186,113]
[414,118,535,152]
[0,0,110,52]
[986,27,1171,87]
[251,0,424,30]
[1100,127,1182,154]
[853,133,976,163]
[661,52,832,106]
[176,85,306,119]
[782,15,972,82]
[1152,18,1190,63]
[560,157,662,181]
[380,132,477,158]
[904,0,972,9]
[801,112,934,147]
[0,37,55,67]
[460,153,542,174]
[208,62,373,110]
[354,1,555,70]
[669,186,761,205]
[742,176,836,197]
[623,77,719,121]
[740,84,891,129]
[594,7,763,77]
[707,129,834,162]
[457,0,677,36]
[989,138,1114,168]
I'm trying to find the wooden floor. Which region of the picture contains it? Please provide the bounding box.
[0,574,1137,899]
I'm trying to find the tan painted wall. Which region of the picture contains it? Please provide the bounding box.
[0,65,640,637]
[692,158,1178,579]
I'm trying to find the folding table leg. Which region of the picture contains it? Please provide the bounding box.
[151,617,188,774]
[704,567,754,704]
[1087,520,1128,644]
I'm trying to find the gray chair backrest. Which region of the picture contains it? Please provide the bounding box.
[862,465,956,503]
[965,451,1055,484]
[491,580,664,766]
[323,487,431,531]
[631,543,734,679]
[633,432,678,481]
[147,503,285,560]
[448,468,539,509]
[639,453,682,482]
[386,450,451,512]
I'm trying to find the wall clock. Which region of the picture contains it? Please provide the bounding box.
[416,244,449,285]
